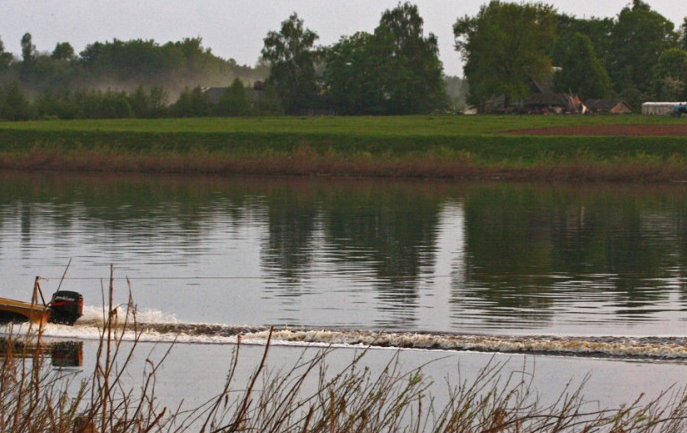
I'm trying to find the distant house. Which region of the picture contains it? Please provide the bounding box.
[248,81,265,106]
[531,76,554,95]
[641,102,687,115]
[586,99,633,114]
[523,93,586,114]
[519,75,588,114]
[481,94,507,113]
[477,78,552,113]
[201,87,226,104]
[201,82,264,105]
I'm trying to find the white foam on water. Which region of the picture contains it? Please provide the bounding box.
[76,305,178,326]
[237,329,687,360]
[135,308,179,324]
[4,312,687,361]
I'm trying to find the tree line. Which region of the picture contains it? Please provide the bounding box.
[262,3,448,115]
[0,78,288,120]
[4,0,683,119]
[455,0,687,111]
[0,33,281,120]
[0,2,455,120]
[1,35,266,94]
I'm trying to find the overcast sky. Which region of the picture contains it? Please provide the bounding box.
[1,1,686,77]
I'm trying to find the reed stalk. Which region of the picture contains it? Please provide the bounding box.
[0,276,687,432]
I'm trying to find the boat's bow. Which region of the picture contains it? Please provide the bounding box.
[0,297,50,325]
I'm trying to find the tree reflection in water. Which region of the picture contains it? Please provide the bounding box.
[2,172,687,334]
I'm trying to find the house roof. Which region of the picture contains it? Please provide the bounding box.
[202,87,226,104]
[201,85,264,105]
[531,77,554,94]
[586,99,632,112]
[524,93,571,106]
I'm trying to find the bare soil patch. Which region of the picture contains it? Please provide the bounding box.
[503,124,687,136]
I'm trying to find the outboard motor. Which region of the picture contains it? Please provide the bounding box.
[48,291,83,325]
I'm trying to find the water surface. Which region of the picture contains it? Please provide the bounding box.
[1,172,687,339]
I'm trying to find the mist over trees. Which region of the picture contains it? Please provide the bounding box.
[1,35,264,95]
[3,0,685,119]
[0,1,455,120]
[0,34,271,120]
[455,0,687,112]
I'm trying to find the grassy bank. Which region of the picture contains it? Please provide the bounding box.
[2,271,687,432]
[9,334,687,433]
[5,321,687,432]
[1,115,687,181]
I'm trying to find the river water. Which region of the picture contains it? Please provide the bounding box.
[1,172,687,415]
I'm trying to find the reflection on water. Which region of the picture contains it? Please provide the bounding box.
[1,172,687,336]
[459,185,687,332]
[0,338,83,368]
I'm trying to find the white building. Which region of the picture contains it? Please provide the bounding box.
[641,102,687,115]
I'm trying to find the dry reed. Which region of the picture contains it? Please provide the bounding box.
[1,271,687,432]
[2,145,687,182]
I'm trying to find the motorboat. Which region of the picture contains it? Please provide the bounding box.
[0,279,83,326]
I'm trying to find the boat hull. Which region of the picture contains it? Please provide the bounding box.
[0,297,50,325]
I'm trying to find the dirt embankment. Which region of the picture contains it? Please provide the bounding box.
[503,124,687,136]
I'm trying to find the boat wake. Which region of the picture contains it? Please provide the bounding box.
[7,307,687,361]
[134,323,687,361]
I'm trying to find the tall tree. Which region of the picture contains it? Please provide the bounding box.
[261,13,319,114]
[215,78,251,116]
[20,33,36,64]
[552,32,611,99]
[454,1,557,110]
[323,32,390,114]
[323,3,446,114]
[375,2,446,114]
[171,86,211,117]
[651,48,687,100]
[34,88,80,119]
[556,15,614,74]
[679,18,687,51]
[51,42,76,61]
[0,38,13,70]
[253,82,284,115]
[609,0,677,93]
[0,81,33,120]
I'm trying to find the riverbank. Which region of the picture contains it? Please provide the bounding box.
[10,327,687,433]
[1,115,687,181]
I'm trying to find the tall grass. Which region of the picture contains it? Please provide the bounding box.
[3,271,687,432]
[2,144,687,182]
[2,115,687,181]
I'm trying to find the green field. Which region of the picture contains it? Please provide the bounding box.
[1,113,684,133]
[1,115,687,181]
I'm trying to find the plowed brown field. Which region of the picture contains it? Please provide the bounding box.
[504,125,687,136]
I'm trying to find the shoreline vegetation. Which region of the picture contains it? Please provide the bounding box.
[2,115,687,182]
[4,272,687,433]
